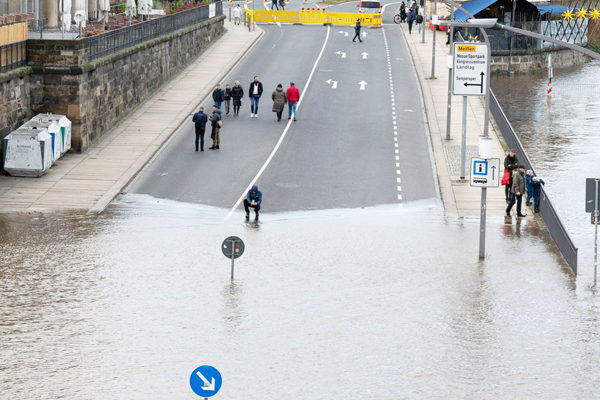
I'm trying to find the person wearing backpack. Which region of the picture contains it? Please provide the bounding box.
[209,105,222,150]
[192,106,208,152]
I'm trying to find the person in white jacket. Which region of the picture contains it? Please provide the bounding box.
[233,5,242,25]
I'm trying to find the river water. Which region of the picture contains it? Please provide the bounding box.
[492,60,600,282]
[2,195,600,399]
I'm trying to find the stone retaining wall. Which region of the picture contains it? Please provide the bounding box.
[27,14,225,151]
[491,47,590,74]
[0,67,32,141]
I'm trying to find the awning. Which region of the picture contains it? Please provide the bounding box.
[454,0,499,21]
[536,4,571,15]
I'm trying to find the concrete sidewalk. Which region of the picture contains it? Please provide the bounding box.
[0,24,262,214]
[400,24,508,216]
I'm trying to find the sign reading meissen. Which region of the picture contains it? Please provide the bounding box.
[452,43,488,96]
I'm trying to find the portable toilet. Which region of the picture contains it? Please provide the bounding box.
[30,113,72,155]
[22,120,61,162]
[3,127,54,177]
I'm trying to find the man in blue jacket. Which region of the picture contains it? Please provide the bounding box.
[244,185,262,220]
[192,106,208,151]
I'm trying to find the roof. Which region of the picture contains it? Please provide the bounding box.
[454,0,499,21]
[536,4,571,14]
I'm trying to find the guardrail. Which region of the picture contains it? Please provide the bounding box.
[0,41,26,73]
[489,90,578,274]
[87,1,222,61]
[245,9,381,26]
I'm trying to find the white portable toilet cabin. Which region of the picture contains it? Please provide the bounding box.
[3,127,54,177]
[30,113,72,156]
[22,120,61,162]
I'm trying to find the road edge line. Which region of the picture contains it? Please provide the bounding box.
[224,24,331,221]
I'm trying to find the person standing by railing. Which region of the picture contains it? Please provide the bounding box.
[503,149,518,203]
[506,165,528,218]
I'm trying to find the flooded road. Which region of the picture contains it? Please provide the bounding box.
[492,61,600,281]
[2,197,600,399]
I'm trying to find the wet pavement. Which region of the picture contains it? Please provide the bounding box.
[3,196,600,399]
[492,60,600,281]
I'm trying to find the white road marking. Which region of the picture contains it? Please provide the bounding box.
[335,51,346,58]
[325,79,338,89]
[225,25,332,221]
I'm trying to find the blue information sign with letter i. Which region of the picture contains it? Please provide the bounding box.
[190,365,222,398]
[470,157,500,188]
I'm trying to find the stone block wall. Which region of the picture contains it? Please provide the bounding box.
[491,48,589,74]
[0,67,32,142]
[27,14,225,151]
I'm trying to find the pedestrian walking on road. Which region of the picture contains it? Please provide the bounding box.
[279,0,285,10]
[271,0,278,10]
[272,84,287,122]
[531,176,545,213]
[525,169,534,206]
[224,84,232,116]
[212,84,224,110]
[209,105,222,150]
[244,185,262,221]
[416,11,423,33]
[503,149,518,202]
[506,165,528,218]
[352,19,363,42]
[406,8,416,34]
[231,80,244,117]
[286,82,300,121]
[233,4,242,25]
[192,106,208,152]
[249,76,263,118]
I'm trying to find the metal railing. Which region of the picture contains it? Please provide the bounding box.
[490,90,578,274]
[0,41,27,73]
[86,1,222,61]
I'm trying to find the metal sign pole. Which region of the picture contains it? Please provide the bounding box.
[430,0,437,79]
[421,0,426,43]
[479,187,487,259]
[460,95,467,180]
[595,179,599,284]
[445,4,454,140]
[230,239,236,281]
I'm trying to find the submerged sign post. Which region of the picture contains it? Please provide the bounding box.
[452,43,488,96]
[586,178,600,283]
[222,236,245,280]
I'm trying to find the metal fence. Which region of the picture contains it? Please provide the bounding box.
[86,1,222,61]
[489,90,578,274]
[0,41,27,73]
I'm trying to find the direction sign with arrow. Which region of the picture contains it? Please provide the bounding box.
[452,43,488,96]
[325,79,338,89]
[469,157,500,188]
[190,365,222,398]
[361,52,368,59]
[358,80,367,90]
[335,51,346,58]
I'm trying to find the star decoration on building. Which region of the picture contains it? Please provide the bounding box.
[563,8,574,20]
[467,34,480,43]
[590,9,600,20]
[576,8,587,18]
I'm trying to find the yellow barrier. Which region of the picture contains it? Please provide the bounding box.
[246,10,382,26]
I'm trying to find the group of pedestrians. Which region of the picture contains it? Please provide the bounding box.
[271,0,285,10]
[399,1,423,34]
[503,149,546,218]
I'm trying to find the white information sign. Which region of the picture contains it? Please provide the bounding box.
[470,157,500,188]
[452,43,488,96]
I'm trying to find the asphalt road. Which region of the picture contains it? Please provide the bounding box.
[128,3,437,214]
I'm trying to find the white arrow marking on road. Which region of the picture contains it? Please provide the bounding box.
[196,371,216,392]
[325,79,338,89]
[361,32,367,37]
[335,51,346,58]
[361,52,368,59]
[358,80,367,90]
[338,31,348,36]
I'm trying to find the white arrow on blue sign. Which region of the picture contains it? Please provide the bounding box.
[190,365,222,398]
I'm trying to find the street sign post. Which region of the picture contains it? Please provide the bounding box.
[586,178,600,283]
[452,43,488,96]
[469,158,500,188]
[222,236,245,280]
[190,365,222,398]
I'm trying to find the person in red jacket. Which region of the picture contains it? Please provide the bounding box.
[286,82,300,121]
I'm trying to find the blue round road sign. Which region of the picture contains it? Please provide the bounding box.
[189,365,222,397]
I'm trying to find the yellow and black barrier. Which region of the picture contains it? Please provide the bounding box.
[245,9,382,26]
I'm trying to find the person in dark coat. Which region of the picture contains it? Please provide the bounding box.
[400,2,407,22]
[503,149,518,202]
[531,176,545,213]
[212,84,224,110]
[209,105,222,150]
[191,106,208,152]
[244,185,262,220]
[406,8,416,34]
[231,80,244,117]
[248,76,264,118]
[352,19,362,43]
[279,0,285,10]
[271,84,287,122]
[223,84,232,116]
[506,165,527,218]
